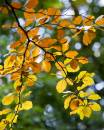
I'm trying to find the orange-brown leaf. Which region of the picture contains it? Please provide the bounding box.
[25,0,38,8]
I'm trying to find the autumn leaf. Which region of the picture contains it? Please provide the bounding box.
[89,103,101,111]
[73,16,82,25]
[26,75,37,86]
[11,2,22,9]
[56,79,67,93]
[70,99,82,110]
[95,15,104,26]
[22,101,33,110]
[42,60,51,72]
[83,31,96,45]
[25,0,39,8]
[88,94,101,100]
[2,93,14,105]
[65,51,78,59]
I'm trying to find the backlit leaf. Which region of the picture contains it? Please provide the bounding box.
[56,79,67,93]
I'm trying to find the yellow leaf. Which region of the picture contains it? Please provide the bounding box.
[2,93,14,105]
[22,101,33,110]
[90,103,101,111]
[64,95,76,109]
[83,76,94,86]
[66,78,73,85]
[14,79,22,89]
[64,96,71,109]
[0,121,7,130]
[88,94,101,100]
[55,62,65,70]
[56,79,67,93]
[95,15,104,26]
[83,106,92,118]
[6,113,18,123]
[4,55,16,69]
[0,65,3,70]
[77,107,84,120]
[26,75,37,86]
[0,109,11,115]
[79,91,88,98]
[76,71,87,83]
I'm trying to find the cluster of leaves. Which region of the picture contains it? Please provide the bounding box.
[0,0,104,129]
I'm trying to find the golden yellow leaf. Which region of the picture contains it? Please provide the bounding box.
[66,78,73,85]
[0,121,7,130]
[83,106,92,118]
[4,55,16,69]
[22,101,33,110]
[88,94,101,100]
[2,93,14,105]
[56,79,67,93]
[0,109,11,115]
[90,103,101,111]
[26,75,37,86]
[14,79,22,89]
[6,113,18,123]
[64,95,76,109]
[0,65,3,70]
[83,76,94,86]
[95,15,104,26]
[79,91,88,98]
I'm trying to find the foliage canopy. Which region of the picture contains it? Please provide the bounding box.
[0,0,104,129]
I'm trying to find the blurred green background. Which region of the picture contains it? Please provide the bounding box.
[0,0,104,130]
